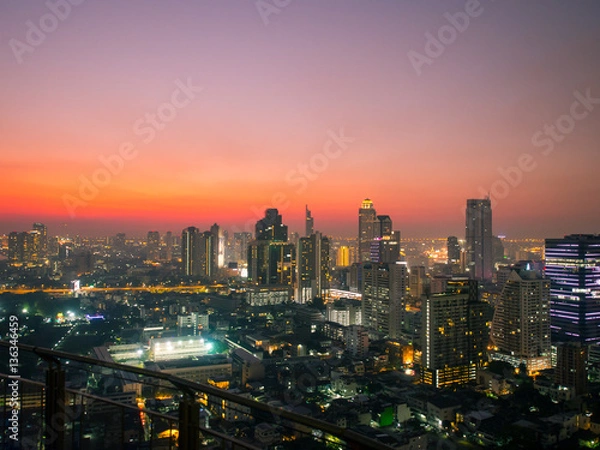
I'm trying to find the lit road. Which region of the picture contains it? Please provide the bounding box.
[0,284,227,295]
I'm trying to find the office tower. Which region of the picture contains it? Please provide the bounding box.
[490,266,551,374]
[447,236,461,263]
[370,230,400,264]
[181,227,215,278]
[421,279,490,388]
[545,235,600,344]
[492,236,505,264]
[146,231,160,261]
[465,198,493,281]
[247,241,296,286]
[210,223,223,268]
[233,232,252,264]
[164,231,173,262]
[32,222,47,258]
[297,232,331,303]
[255,209,287,241]
[362,261,408,338]
[247,210,295,292]
[305,205,314,237]
[358,199,377,262]
[555,342,588,395]
[337,246,350,267]
[409,266,427,298]
[8,231,30,263]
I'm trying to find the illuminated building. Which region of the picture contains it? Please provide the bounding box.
[362,261,408,338]
[149,336,211,361]
[181,227,214,278]
[490,266,551,373]
[409,266,427,298]
[210,223,224,268]
[296,232,330,303]
[421,279,490,388]
[447,236,461,263]
[370,231,401,264]
[345,325,369,357]
[114,233,126,251]
[465,198,493,281]
[358,198,377,262]
[32,222,47,258]
[8,231,37,263]
[545,234,600,343]
[232,232,252,264]
[255,208,287,241]
[146,231,160,261]
[337,245,350,267]
[326,299,362,326]
[305,205,314,237]
[248,210,295,294]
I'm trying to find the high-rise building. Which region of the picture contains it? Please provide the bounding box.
[345,325,369,357]
[336,246,350,267]
[447,236,461,263]
[164,231,173,262]
[114,233,126,251]
[296,232,330,303]
[248,210,295,293]
[421,279,490,388]
[370,230,401,264]
[491,266,551,374]
[147,231,160,261]
[233,232,252,264]
[409,266,427,298]
[545,234,600,344]
[465,198,493,281]
[305,205,314,237]
[255,209,287,241]
[32,222,47,258]
[362,261,408,338]
[358,199,377,262]
[181,227,214,278]
[555,342,588,395]
[210,223,223,269]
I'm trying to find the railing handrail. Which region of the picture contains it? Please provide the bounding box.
[0,372,262,450]
[0,340,394,449]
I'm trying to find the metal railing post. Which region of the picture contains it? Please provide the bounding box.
[178,391,200,450]
[44,362,65,450]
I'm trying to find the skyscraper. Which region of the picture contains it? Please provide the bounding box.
[358,199,377,262]
[305,205,314,237]
[164,231,173,262]
[296,232,330,303]
[32,222,47,258]
[147,231,160,261]
[181,227,214,278]
[247,210,296,291]
[255,208,287,241]
[465,198,493,281]
[491,266,551,373]
[361,261,408,338]
[545,234,600,344]
[421,279,490,388]
[447,236,461,263]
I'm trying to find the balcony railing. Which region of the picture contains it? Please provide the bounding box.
[0,341,394,450]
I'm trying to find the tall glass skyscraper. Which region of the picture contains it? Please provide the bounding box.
[465,198,493,281]
[545,234,600,343]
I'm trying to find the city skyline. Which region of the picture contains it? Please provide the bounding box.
[2,1,600,238]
